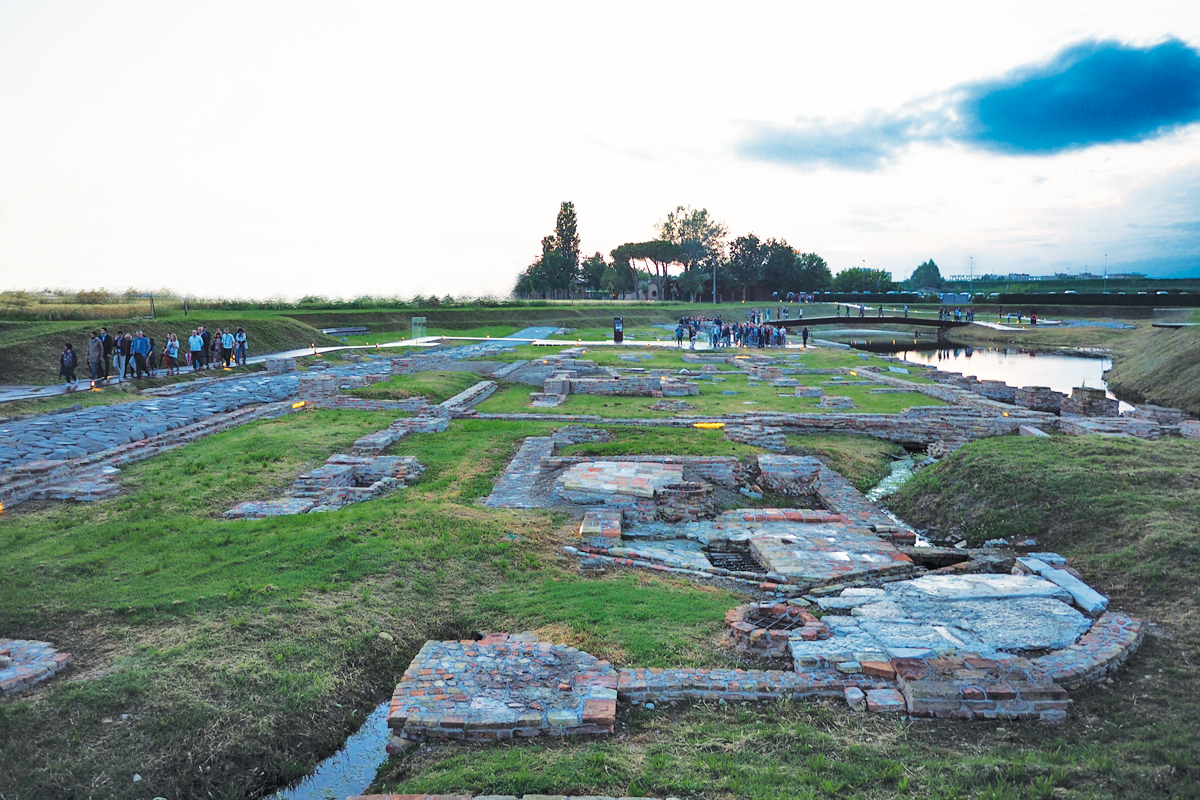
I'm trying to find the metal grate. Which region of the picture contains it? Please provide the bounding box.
[746,608,810,633]
[704,549,767,574]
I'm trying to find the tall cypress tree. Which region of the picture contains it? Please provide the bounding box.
[554,202,581,272]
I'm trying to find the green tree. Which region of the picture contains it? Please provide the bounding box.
[833,267,896,293]
[794,252,833,292]
[907,259,944,289]
[554,201,581,270]
[610,240,685,285]
[655,206,729,273]
[726,234,765,301]
[761,238,797,292]
[579,252,608,290]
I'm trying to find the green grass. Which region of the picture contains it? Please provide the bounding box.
[345,370,485,405]
[479,372,944,417]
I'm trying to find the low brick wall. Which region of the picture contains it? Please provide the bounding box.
[567,376,662,396]
[1014,386,1066,414]
[265,357,296,374]
[894,655,1071,722]
[757,454,821,494]
[297,373,341,406]
[724,424,786,453]
[617,664,883,705]
[1032,612,1144,690]
[1061,387,1119,417]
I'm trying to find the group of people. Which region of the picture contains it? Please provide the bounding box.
[673,312,811,349]
[939,307,975,322]
[58,325,249,385]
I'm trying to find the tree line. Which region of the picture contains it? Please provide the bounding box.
[513,202,941,301]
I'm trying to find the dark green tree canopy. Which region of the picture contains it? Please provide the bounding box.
[726,234,765,300]
[832,267,896,293]
[794,252,833,292]
[554,202,580,269]
[907,259,944,289]
[610,240,686,283]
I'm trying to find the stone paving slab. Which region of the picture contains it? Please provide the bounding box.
[484,437,556,508]
[0,639,72,695]
[389,633,617,742]
[556,461,684,500]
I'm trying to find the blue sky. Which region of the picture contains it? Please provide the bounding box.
[0,1,1197,297]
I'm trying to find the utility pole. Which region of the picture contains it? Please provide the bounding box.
[969,256,974,298]
[712,258,717,306]
[1104,254,1108,293]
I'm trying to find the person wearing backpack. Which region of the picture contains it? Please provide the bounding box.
[59,343,79,385]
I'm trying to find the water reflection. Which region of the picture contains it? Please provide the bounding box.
[267,700,391,800]
[858,345,1131,410]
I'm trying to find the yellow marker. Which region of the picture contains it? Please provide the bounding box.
[292,401,306,409]
[693,422,726,429]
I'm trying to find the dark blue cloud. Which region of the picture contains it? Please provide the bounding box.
[738,38,1200,170]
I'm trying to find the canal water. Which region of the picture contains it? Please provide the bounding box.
[266,700,392,800]
[855,344,1131,410]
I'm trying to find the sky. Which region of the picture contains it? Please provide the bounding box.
[1,1,1198,299]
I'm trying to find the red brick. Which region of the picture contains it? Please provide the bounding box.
[582,698,616,725]
[861,661,896,680]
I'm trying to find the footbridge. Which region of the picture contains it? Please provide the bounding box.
[775,315,972,339]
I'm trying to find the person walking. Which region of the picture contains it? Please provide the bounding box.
[801,326,809,348]
[87,331,103,380]
[188,329,204,371]
[147,337,158,376]
[98,327,114,380]
[119,333,134,378]
[200,326,212,369]
[164,334,180,375]
[221,328,235,367]
[59,342,78,385]
[234,326,247,365]
[130,330,151,378]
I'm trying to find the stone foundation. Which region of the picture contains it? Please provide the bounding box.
[388,633,617,742]
[0,639,72,695]
[1061,387,1119,417]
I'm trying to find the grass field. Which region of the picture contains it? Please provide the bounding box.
[478,371,943,417]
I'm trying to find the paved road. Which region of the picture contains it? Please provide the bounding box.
[0,332,546,473]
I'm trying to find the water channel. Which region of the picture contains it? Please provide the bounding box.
[854,344,1132,411]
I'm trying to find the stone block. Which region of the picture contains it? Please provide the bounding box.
[866,688,907,714]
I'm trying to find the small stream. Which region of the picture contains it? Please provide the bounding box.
[266,700,392,800]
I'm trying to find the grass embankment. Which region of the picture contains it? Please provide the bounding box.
[0,317,338,386]
[1104,326,1200,418]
